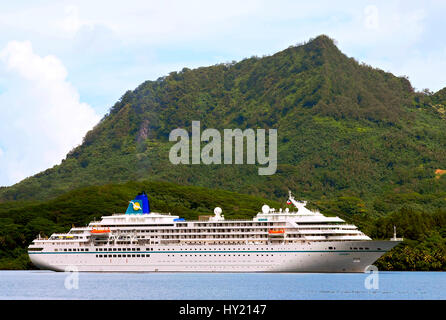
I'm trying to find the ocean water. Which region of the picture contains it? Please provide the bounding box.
[0,271,444,300]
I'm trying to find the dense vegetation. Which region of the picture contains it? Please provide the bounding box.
[0,35,445,270]
[0,180,444,270]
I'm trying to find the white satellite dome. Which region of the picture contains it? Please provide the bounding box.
[214,207,222,215]
[261,204,270,214]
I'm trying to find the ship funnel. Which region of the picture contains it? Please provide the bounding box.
[126,191,151,214]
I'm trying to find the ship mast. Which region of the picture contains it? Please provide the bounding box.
[287,190,302,208]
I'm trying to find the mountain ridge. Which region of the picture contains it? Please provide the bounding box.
[1,35,445,208]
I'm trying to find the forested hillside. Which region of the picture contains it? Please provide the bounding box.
[1,35,445,207]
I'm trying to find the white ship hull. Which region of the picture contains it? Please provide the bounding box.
[29,240,398,273]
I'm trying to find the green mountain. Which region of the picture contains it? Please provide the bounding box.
[1,35,446,213]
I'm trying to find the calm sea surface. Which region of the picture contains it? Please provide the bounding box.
[0,271,444,300]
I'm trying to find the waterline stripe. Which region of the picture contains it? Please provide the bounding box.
[28,250,386,255]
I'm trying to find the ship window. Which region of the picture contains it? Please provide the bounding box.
[113,255,116,257]
[377,248,381,250]
[85,249,89,251]
[137,254,140,257]
[64,249,67,251]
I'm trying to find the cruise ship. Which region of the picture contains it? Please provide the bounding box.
[28,191,401,272]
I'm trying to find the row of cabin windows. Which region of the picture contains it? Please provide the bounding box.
[328,247,375,250]
[162,229,267,233]
[95,247,144,252]
[98,241,159,245]
[92,228,355,235]
[108,228,275,234]
[159,247,276,251]
[57,248,152,252]
[99,224,174,227]
[117,230,158,233]
[161,235,271,239]
[160,234,353,239]
[176,223,283,227]
[56,245,378,253]
[96,254,150,258]
[166,254,273,257]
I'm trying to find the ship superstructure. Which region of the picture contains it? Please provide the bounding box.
[28,191,400,272]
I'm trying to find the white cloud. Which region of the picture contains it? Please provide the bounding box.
[61,5,83,33]
[0,41,100,186]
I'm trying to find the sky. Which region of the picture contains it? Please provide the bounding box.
[0,0,445,187]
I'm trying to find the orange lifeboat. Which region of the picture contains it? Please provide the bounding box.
[90,227,110,234]
[268,228,285,234]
